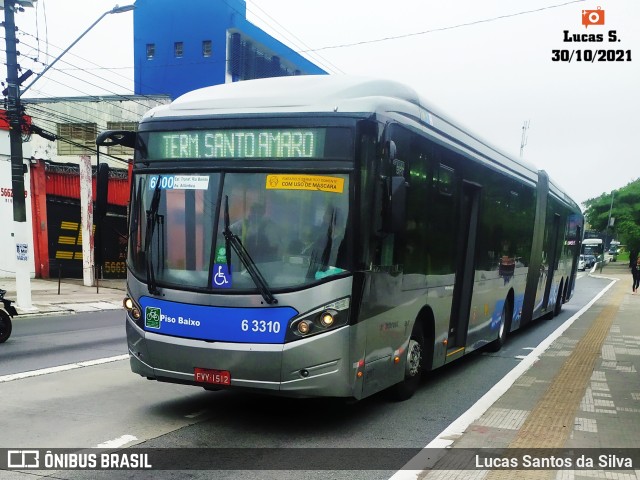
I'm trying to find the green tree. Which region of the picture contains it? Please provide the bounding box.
[583,178,640,252]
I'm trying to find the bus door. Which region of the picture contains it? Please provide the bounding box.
[447,181,481,359]
[542,213,561,311]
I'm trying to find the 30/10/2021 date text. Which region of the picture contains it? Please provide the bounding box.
[552,49,632,62]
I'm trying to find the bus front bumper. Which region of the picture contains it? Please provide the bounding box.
[126,317,357,398]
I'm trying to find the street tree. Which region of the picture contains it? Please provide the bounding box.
[583,178,640,253]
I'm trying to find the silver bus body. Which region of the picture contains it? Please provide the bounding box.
[121,75,583,400]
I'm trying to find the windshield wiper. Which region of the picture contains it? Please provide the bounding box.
[223,195,277,305]
[144,177,163,295]
[307,207,335,278]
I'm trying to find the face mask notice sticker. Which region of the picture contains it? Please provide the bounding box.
[265,174,344,193]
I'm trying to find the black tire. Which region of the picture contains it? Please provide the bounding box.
[487,300,511,352]
[0,311,12,344]
[388,322,424,401]
[553,280,564,317]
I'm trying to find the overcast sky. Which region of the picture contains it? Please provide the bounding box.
[6,0,639,207]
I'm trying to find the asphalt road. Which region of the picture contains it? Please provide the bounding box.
[0,273,609,480]
[0,311,127,376]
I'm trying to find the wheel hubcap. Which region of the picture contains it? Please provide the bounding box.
[406,339,422,377]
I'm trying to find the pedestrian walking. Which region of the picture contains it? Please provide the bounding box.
[632,255,640,293]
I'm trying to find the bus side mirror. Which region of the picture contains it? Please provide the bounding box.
[95,163,110,269]
[382,176,407,234]
[96,163,110,220]
[96,130,136,148]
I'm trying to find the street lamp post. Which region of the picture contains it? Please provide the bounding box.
[20,4,135,96]
[2,2,134,304]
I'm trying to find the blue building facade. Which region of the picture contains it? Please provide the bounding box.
[133,0,326,99]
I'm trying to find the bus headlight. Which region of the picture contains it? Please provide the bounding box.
[320,311,335,327]
[297,321,311,334]
[123,296,142,324]
[287,298,350,342]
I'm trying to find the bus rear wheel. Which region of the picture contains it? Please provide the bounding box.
[553,280,564,317]
[487,300,511,352]
[388,322,424,401]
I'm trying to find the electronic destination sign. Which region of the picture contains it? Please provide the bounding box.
[146,128,335,160]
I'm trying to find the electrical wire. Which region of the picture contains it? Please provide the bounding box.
[15,67,164,122]
[25,94,164,127]
[301,0,587,53]
[26,113,132,166]
[15,30,164,100]
[16,37,157,109]
[243,0,343,74]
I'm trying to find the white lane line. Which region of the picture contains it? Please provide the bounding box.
[0,354,129,383]
[388,277,618,480]
[96,435,138,449]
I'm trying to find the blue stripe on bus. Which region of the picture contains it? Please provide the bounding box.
[139,296,298,343]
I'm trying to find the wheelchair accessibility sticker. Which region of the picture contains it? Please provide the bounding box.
[212,264,232,288]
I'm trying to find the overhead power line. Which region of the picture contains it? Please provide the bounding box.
[243,0,343,74]
[303,0,586,53]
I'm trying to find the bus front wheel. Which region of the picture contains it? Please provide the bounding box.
[388,322,424,401]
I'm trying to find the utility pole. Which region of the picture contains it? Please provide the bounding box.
[4,1,26,221]
[3,1,132,296]
[3,0,34,309]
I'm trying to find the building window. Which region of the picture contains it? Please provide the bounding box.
[146,43,155,60]
[106,122,138,156]
[174,41,184,58]
[202,40,212,57]
[56,123,97,156]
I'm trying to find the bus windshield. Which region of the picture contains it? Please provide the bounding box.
[129,171,351,292]
[581,239,603,257]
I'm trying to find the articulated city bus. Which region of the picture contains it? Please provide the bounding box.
[106,75,583,401]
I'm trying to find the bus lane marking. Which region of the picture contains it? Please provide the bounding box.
[96,435,138,449]
[0,354,129,383]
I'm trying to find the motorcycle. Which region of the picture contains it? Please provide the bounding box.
[0,288,17,343]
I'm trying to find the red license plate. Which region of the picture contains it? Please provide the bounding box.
[194,367,231,385]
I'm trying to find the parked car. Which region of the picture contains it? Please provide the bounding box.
[584,255,597,268]
[578,255,586,271]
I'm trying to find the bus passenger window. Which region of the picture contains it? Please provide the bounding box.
[437,165,455,196]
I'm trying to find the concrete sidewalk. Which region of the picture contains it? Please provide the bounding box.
[415,261,640,479]
[2,277,125,316]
